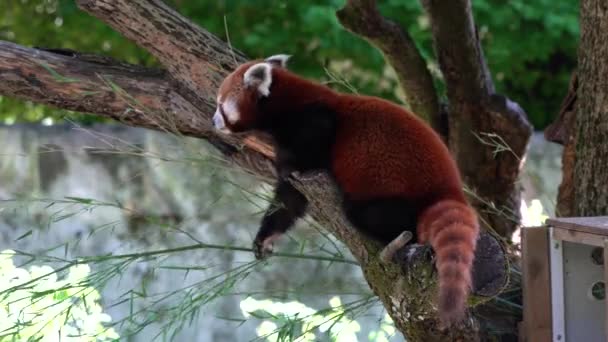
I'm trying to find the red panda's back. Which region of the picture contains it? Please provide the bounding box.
[327,94,477,328]
[330,95,464,202]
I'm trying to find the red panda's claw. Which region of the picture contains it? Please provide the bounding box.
[253,237,273,260]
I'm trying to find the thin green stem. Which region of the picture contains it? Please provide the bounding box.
[80,242,358,265]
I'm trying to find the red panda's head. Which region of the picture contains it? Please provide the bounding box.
[213,54,290,134]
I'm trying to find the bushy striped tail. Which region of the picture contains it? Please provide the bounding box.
[417,199,479,328]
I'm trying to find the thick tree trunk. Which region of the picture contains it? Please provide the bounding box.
[421,0,532,238]
[0,0,522,340]
[573,0,608,216]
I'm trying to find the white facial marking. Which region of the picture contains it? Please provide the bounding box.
[212,107,231,134]
[222,99,240,124]
[243,63,272,96]
[265,54,291,68]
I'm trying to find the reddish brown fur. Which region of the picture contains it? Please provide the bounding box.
[217,62,480,327]
[216,61,262,132]
[418,200,479,327]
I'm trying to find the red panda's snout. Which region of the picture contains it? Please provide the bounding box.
[212,107,231,133]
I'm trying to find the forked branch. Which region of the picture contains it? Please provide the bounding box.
[336,0,442,135]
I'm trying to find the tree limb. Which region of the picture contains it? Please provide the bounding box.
[545,72,577,217]
[0,0,516,339]
[336,0,443,136]
[545,72,577,145]
[421,0,533,237]
[420,0,493,102]
[76,0,247,99]
[0,42,209,136]
[0,40,254,159]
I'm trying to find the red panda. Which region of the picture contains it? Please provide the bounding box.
[213,54,479,328]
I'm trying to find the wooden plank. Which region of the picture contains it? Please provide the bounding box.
[518,322,525,342]
[548,216,608,236]
[553,227,605,247]
[604,239,608,342]
[522,226,552,342]
[549,227,566,341]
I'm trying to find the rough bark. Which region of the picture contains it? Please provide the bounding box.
[421,0,533,238]
[573,0,608,216]
[335,0,443,136]
[0,0,519,340]
[76,0,247,99]
[545,72,577,217]
[0,43,206,136]
[0,40,267,165]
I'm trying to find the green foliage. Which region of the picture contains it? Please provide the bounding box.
[0,250,120,341]
[0,0,578,127]
[239,296,395,342]
[0,186,365,341]
[473,0,578,128]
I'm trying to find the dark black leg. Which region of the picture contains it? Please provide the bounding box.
[342,197,419,245]
[275,147,325,182]
[253,179,308,259]
[275,149,297,180]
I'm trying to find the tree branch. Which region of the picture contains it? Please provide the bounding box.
[0,0,516,339]
[420,0,494,102]
[0,41,209,136]
[336,0,443,136]
[545,72,578,217]
[421,0,532,238]
[76,0,247,99]
[545,72,577,145]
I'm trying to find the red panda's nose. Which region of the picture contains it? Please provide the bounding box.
[212,108,226,130]
[212,108,232,134]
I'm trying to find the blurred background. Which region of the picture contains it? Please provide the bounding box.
[0,1,572,341]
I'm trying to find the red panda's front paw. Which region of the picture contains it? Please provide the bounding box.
[253,236,274,260]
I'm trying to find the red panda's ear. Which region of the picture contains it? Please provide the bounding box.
[243,63,272,96]
[265,54,291,68]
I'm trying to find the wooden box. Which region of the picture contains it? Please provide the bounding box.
[522,217,608,342]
